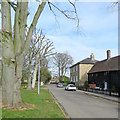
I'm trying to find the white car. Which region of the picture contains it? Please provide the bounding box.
[65,84,76,91]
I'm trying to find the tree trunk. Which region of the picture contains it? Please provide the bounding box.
[32,64,38,88]
[27,62,32,90]
[13,55,24,107]
[2,0,16,108]
[1,0,46,108]
[32,55,38,88]
[58,63,60,80]
[2,61,15,107]
[61,67,64,81]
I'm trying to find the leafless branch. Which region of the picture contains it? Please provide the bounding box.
[47,0,79,28]
[7,0,17,11]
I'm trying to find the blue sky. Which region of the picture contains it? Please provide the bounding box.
[27,2,118,64]
[0,2,118,64]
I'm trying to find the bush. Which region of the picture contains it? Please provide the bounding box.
[59,76,70,83]
[84,81,89,89]
[111,85,116,92]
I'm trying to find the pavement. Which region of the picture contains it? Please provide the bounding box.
[78,90,119,103]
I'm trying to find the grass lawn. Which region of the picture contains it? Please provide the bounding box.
[2,88,65,118]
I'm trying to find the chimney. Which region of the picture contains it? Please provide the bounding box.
[107,50,111,60]
[90,53,94,60]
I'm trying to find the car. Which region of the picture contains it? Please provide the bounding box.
[57,83,63,88]
[65,84,76,91]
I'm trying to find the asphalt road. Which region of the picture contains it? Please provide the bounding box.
[48,84,118,118]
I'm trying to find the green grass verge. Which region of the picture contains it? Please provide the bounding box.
[2,89,65,118]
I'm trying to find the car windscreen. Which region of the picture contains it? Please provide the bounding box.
[69,85,75,87]
[58,83,62,85]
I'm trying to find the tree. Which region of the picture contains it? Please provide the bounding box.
[40,58,51,84]
[1,1,46,108]
[22,30,55,89]
[59,75,70,84]
[31,31,55,89]
[1,0,78,108]
[53,52,73,81]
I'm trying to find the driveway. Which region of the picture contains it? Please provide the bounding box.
[48,84,118,118]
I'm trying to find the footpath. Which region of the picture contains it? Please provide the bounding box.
[78,89,119,103]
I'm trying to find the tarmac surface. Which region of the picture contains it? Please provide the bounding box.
[48,84,119,118]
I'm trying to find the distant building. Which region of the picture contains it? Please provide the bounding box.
[88,50,120,96]
[50,78,59,84]
[70,53,98,86]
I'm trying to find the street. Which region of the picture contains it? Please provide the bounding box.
[48,84,118,118]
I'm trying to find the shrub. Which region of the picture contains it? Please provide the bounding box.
[84,81,89,89]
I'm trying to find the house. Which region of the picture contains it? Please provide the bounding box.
[70,53,98,86]
[50,78,59,84]
[88,50,120,96]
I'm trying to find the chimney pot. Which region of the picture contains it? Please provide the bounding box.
[90,53,94,60]
[107,50,111,60]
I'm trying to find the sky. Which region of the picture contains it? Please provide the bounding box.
[27,2,118,64]
[0,2,118,63]
[0,1,118,76]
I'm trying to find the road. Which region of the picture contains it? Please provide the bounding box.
[48,84,118,118]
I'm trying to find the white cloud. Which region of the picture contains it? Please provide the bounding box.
[47,35,118,64]
[34,2,118,64]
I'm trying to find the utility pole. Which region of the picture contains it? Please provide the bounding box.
[38,60,40,94]
[0,2,2,119]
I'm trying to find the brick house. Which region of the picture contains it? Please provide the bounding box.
[70,53,98,86]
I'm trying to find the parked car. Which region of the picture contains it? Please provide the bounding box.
[57,83,63,88]
[65,84,76,91]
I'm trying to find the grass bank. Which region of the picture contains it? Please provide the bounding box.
[2,88,65,118]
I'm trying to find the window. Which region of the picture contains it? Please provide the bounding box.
[76,65,79,72]
[70,85,75,87]
[76,75,78,82]
[73,76,75,82]
[76,66,77,71]
[73,67,75,72]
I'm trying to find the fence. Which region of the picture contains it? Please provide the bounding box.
[78,86,119,97]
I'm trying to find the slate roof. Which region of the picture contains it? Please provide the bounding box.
[80,58,98,64]
[88,55,120,74]
[70,58,98,68]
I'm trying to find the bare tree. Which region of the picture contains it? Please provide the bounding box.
[22,30,55,90]
[31,31,55,89]
[1,0,78,108]
[53,52,73,81]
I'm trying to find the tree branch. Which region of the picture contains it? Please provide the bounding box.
[7,0,17,11]
[23,1,46,56]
